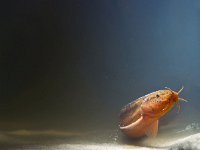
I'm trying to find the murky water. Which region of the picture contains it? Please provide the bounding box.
[1,0,200,149]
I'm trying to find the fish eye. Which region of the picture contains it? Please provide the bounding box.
[156,94,160,98]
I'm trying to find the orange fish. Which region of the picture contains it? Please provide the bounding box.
[119,87,187,138]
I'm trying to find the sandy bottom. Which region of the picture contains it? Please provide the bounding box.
[1,122,200,149]
[5,133,200,150]
[16,144,152,150]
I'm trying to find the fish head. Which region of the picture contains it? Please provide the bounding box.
[141,88,182,118]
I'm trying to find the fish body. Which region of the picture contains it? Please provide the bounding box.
[119,88,183,138]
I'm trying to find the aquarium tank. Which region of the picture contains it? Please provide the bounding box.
[1,0,200,149]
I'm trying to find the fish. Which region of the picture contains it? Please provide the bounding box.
[119,86,187,138]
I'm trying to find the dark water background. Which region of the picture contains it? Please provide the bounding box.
[1,0,200,148]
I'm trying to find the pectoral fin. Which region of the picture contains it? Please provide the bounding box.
[145,120,158,137]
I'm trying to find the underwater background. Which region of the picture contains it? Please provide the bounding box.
[1,0,200,149]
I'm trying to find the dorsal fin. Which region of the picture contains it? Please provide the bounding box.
[119,97,144,127]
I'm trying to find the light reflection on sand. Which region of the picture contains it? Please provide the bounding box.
[0,127,200,149]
